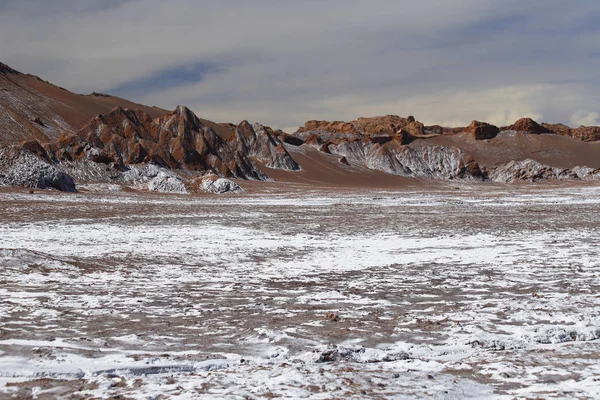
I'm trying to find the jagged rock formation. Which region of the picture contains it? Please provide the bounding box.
[233,121,300,170]
[0,146,76,192]
[490,159,600,183]
[1,103,323,191]
[51,105,269,180]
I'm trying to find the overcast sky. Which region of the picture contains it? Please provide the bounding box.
[2,0,600,131]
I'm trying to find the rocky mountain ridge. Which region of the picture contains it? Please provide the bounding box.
[2,61,600,192]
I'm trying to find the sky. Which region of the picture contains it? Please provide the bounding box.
[1,0,600,131]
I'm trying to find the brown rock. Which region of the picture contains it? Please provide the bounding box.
[541,123,600,142]
[319,143,332,153]
[303,134,323,147]
[277,132,304,146]
[126,142,148,164]
[49,105,271,180]
[21,140,50,161]
[569,126,600,142]
[464,120,499,140]
[325,312,340,322]
[507,118,552,134]
[368,136,394,145]
[299,120,358,134]
[296,115,429,138]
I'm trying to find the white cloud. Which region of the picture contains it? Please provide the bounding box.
[571,111,600,127]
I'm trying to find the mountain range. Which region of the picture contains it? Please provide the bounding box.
[1,61,600,193]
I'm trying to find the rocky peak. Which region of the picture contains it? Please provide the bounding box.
[236,120,256,139]
[82,106,159,143]
[157,105,205,137]
[507,118,551,134]
[234,121,300,171]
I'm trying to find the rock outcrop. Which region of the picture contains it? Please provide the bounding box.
[541,123,600,142]
[295,115,431,142]
[464,121,500,140]
[147,172,187,193]
[0,146,76,192]
[52,106,269,180]
[199,174,243,194]
[233,121,300,170]
[327,139,484,180]
[277,132,305,146]
[120,165,187,194]
[506,118,552,134]
[500,117,600,141]
[489,159,600,183]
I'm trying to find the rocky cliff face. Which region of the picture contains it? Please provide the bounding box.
[295,115,432,142]
[326,139,484,180]
[154,106,268,180]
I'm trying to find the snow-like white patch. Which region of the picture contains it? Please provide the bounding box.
[200,175,243,194]
[122,164,187,193]
[0,185,599,398]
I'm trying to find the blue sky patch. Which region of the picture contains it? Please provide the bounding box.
[108,61,222,98]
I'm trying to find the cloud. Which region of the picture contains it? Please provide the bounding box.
[1,0,600,129]
[571,111,600,126]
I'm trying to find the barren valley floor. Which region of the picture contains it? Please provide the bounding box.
[0,183,599,399]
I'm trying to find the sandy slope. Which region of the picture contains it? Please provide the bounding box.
[0,64,167,144]
[259,146,426,189]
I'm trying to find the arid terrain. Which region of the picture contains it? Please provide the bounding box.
[1,182,599,399]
